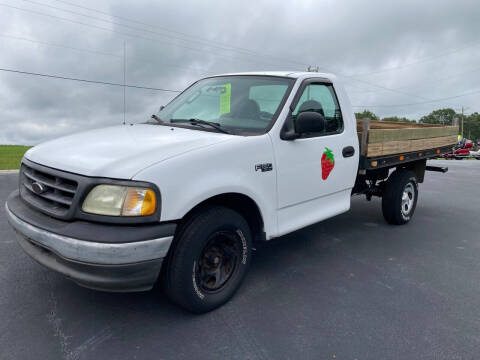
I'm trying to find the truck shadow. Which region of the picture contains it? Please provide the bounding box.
[28,196,432,357]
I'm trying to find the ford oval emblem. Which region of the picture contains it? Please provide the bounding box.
[31,182,46,194]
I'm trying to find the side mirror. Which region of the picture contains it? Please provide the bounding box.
[281,111,325,140]
[296,111,325,134]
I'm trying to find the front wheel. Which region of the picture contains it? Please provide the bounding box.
[382,170,418,225]
[164,206,252,313]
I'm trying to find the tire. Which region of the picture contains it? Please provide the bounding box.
[164,206,252,313]
[382,170,418,225]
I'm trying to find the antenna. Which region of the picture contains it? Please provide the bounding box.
[123,40,126,125]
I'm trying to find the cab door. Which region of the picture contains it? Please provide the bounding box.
[272,79,357,236]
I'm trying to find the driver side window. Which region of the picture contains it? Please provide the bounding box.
[292,83,343,135]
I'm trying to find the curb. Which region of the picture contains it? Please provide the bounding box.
[0,170,19,174]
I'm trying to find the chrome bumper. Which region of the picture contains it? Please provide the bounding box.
[5,203,173,265]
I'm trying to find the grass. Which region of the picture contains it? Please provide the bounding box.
[0,145,32,170]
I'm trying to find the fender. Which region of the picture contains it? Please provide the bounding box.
[133,134,279,239]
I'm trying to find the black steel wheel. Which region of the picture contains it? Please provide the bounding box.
[164,206,251,313]
[382,170,419,225]
[196,231,242,293]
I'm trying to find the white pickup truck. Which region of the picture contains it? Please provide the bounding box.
[6,72,453,313]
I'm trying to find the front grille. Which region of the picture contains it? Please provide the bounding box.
[20,162,79,218]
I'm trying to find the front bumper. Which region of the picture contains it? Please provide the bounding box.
[6,191,176,292]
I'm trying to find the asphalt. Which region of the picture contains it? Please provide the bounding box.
[1,160,479,360]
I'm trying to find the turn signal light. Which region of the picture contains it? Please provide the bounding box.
[123,188,156,216]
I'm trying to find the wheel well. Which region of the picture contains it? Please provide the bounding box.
[179,193,265,242]
[399,159,426,183]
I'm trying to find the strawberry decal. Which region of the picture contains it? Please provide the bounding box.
[321,147,335,180]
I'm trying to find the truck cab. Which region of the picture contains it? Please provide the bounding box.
[7,72,426,313]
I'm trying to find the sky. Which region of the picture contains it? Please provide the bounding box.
[0,0,479,144]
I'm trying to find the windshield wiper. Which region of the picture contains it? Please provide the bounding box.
[170,118,231,134]
[151,114,163,123]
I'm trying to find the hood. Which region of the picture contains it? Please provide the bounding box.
[25,124,232,178]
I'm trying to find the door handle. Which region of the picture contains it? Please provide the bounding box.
[342,146,355,158]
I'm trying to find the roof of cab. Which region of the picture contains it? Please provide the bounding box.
[210,71,336,80]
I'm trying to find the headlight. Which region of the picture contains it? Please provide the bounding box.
[82,185,157,216]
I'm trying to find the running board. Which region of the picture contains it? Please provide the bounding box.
[426,165,448,173]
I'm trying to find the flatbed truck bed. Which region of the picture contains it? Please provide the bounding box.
[357,118,458,171]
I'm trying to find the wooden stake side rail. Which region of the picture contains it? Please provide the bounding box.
[357,119,458,158]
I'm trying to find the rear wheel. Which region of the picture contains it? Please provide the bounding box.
[164,206,251,313]
[382,170,418,225]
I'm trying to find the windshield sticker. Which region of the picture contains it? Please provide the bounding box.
[321,147,335,180]
[219,83,231,115]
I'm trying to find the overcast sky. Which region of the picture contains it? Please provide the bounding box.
[0,0,479,144]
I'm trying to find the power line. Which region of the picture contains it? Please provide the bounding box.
[344,67,470,108]
[48,0,307,67]
[352,88,480,108]
[1,66,478,118]
[336,69,462,108]
[310,61,450,105]
[347,40,480,77]
[347,65,480,94]
[0,32,216,75]
[50,0,480,112]
[0,67,181,92]
[0,33,121,57]
[3,1,475,111]
[4,1,303,70]
[2,66,476,110]
[5,0,458,106]
[21,0,237,52]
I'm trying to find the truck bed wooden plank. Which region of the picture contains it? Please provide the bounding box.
[366,135,458,157]
[356,119,458,158]
[356,120,442,131]
[367,126,458,143]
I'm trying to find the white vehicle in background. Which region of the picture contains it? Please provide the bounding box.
[6,72,454,313]
[470,150,480,159]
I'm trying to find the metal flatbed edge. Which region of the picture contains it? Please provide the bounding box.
[359,145,453,171]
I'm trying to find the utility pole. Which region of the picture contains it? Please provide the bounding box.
[459,106,471,139]
[123,40,126,125]
[461,106,464,138]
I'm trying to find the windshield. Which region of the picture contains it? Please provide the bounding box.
[157,76,294,135]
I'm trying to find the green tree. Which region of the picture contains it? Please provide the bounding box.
[355,110,379,121]
[464,112,480,141]
[419,108,458,125]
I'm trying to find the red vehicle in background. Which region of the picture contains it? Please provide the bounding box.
[444,139,474,160]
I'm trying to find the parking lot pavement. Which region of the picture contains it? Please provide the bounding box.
[1,160,479,360]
